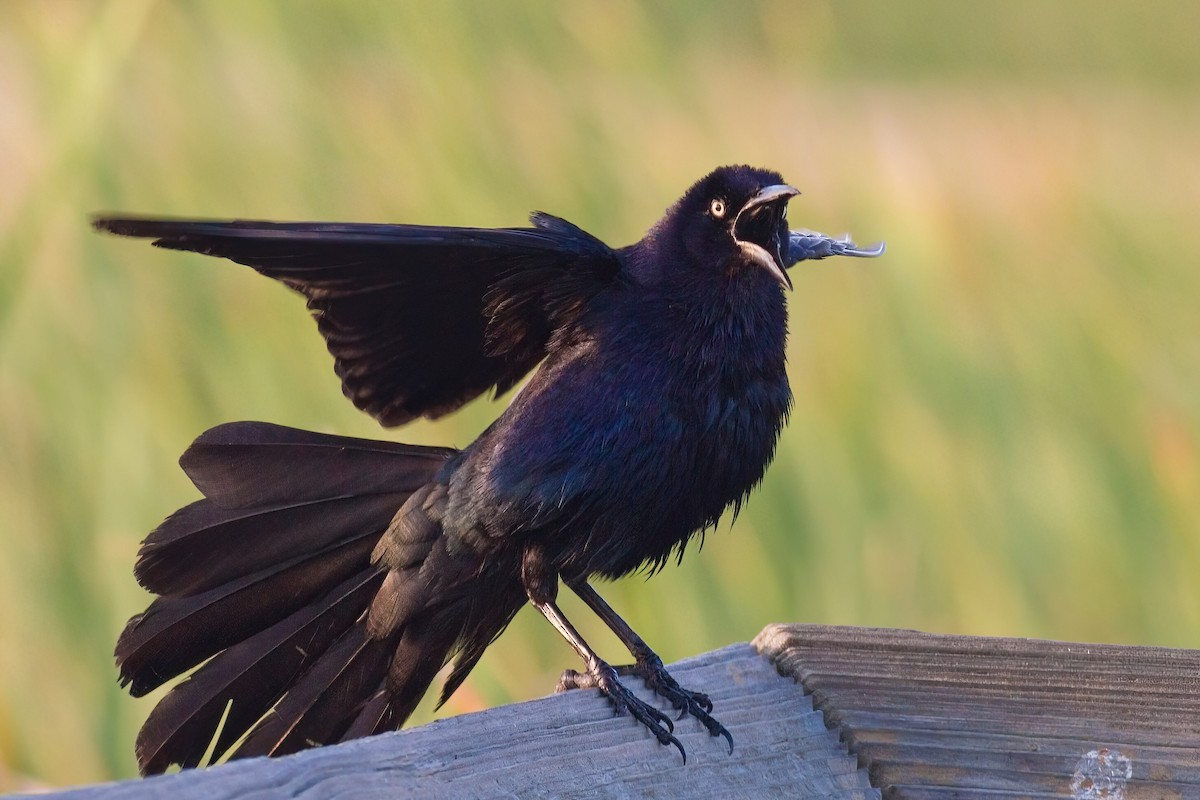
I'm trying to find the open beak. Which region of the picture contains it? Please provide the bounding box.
[734,184,801,290]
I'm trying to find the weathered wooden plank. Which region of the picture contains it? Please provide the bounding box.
[26,625,1200,799]
[34,643,875,800]
[755,624,1200,800]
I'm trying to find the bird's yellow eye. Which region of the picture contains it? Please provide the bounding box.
[710,198,726,218]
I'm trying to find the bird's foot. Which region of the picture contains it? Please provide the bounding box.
[559,661,687,762]
[629,654,733,753]
[557,655,733,755]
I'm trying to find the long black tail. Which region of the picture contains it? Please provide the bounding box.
[115,422,470,774]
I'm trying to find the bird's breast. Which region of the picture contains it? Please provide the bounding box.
[571,275,791,574]
[447,272,792,578]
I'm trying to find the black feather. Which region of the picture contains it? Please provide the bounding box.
[339,685,394,742]
[93,218,621,426]
[135,569,383,773]
[137,494,404,596]
[230,626,395,759]
[118,423,454,697]
[180,421,454,508]
[117,533,377,697]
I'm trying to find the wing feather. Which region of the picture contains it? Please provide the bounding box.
[93,215,622,426]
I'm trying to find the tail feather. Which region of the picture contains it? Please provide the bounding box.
[229,559,476,759]
[118,421,533,775]
[230,626,395,759]
[340,685,395,741]
[436,584,526,708]
[137,493,405,596]
[117,533,377,697]
[135,568,384,774]
[384,605,468,722]
[118,423,454,703]
[261,599,472,758]
[180,421,454,509]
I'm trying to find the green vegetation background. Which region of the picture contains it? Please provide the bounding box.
[1,1,1198,788]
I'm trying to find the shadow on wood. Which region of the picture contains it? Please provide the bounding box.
[27,625,1200,799]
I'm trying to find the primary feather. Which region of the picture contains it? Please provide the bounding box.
[93,217,621,426]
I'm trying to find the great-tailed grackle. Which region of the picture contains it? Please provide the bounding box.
[94,165,883,773]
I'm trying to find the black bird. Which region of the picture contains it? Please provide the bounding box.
[94,165,883,774]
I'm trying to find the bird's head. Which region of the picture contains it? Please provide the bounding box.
[670,164,799,289]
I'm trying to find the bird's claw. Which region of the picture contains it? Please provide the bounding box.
[626,655,734,754]
[557,657,733,756]
[584,662,686,761]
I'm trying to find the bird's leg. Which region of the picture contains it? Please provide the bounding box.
[522,546,686,761]
[559,578,733,753]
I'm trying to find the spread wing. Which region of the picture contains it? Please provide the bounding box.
[94,212,623,427]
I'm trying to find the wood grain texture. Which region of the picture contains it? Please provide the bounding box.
[37,643,874,800]
[755,624,1200,800]
[31,625,1200,799]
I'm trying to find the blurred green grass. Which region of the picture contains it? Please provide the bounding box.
[2,0,1199,788]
